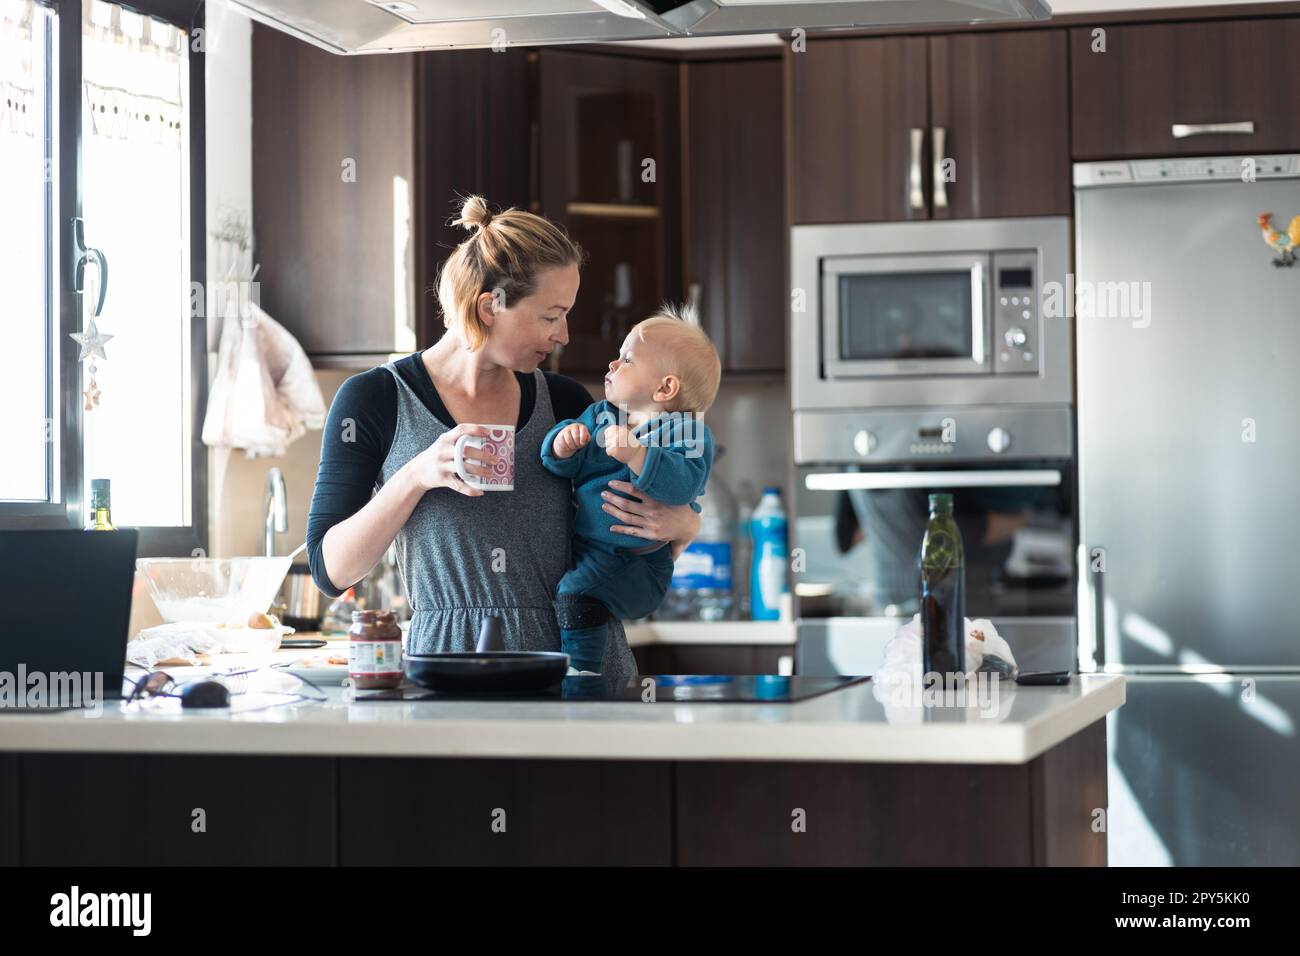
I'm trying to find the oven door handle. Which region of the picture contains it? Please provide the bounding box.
[804,469,1063,491]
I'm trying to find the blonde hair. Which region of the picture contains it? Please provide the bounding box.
[630,303,722,415]
[436,195,587,351]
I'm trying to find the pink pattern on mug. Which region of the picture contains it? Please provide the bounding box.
[454,425,515,491]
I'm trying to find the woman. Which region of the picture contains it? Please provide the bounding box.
[305,196,701,684]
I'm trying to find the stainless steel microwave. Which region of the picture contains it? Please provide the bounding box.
[791,218,1072,410]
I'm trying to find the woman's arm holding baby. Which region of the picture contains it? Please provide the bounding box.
[601,480,702,561]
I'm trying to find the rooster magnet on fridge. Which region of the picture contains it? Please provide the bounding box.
[1257,213,1300,267]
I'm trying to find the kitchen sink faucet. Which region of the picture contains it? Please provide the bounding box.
[265,467,288,557]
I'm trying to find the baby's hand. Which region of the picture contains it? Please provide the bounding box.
[552,422,591,459]
[602,424,641,464]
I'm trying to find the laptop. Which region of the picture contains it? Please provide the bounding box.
[0,528,139,703]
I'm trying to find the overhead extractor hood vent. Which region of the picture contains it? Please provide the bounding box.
[229,0,1052,55]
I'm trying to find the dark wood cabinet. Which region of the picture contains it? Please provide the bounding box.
[252,24,416,360]
[254,30,535,362]
[0,755,16,866]
[787,36,928,224]
[787,31,1067,223]
[675,719,1107,865]
[539,51,682,374]
[339,757,671,865]
[928,30,1070,219]
[685,58,785,373]
[20,754,336,865]
[632,642,794,675]
[1071,18,1300,160]
[415,49,535,347]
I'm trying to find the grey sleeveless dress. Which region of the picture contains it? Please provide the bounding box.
[377,363,638,686]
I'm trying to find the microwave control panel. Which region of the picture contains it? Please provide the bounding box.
[992,251,1040,375]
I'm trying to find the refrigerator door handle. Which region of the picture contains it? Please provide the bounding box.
[1090,548,1106,670]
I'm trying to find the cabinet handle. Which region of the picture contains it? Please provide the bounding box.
[908,128,924,211]
[932,126,948,210]
[1171,121,1254,138]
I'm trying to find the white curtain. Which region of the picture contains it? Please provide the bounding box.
[80,0,192,527]
[0,0,48,501]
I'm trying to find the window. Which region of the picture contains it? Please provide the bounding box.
[0,1,57,504]
[0,0,206,555]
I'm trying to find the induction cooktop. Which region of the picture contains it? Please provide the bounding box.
[352,674,868,704]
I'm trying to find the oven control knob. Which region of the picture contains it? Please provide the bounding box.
[987,427,1012,454]
[852,429,877,457]
[1004,327,1028,348]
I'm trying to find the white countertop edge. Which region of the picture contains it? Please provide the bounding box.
[0,677,1124,764]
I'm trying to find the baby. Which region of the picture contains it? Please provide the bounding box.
[541,305,721,674]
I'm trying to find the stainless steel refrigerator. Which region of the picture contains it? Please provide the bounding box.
[1075,154,1300,865]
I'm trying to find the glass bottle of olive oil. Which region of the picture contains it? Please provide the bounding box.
[919,493,964,682]
[85,478,116,531]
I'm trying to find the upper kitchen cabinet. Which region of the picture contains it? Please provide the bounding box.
[787,36,928,224]
[686,58,785,373]
[928,31,1069,219]
[253,28,534,362]
[1070,18,1300,160]
[415,49,535,347]
[252,24,416,362]
[787,31,1068,223]
[539,51,682,374]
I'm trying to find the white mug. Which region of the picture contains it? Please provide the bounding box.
[453,425,515,491]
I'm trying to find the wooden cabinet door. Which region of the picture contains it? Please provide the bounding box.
[539,51,681,374]
[252,24,415,359]
[928,30,1070,219]
[787,36,928,224]
[415,49,534,348]
[686,58,785,373]
[1071,19,1300,160]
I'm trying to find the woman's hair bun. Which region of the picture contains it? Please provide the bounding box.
[452,194,493,232]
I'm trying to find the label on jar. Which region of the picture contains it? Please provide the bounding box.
[349,640,403,675]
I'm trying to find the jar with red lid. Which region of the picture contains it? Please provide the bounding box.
[348,609,403,690]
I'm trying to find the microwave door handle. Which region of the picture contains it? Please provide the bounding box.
[908,128,925,211]
[804,470,1064,491]
[970,260,986,365]
[931,126,948,209]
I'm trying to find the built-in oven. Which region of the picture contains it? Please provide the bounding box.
[792,406,1077,678]
[791,217,1072,411]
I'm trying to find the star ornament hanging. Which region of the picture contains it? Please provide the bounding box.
[70,320,114,362]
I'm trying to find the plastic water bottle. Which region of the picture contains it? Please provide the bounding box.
[659,472,737,621]
[750,487,789,621]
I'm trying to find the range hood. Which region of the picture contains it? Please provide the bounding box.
[229,0,1052,55]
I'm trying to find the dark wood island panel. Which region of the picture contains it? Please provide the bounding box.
[20,754,336,866]
[0,755,17,866]
[676,720,1107,866]
[3,721,1106,866]
[338,758,672,866]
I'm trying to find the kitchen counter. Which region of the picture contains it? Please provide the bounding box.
[0,672,1121,764]
[0,673,1121,865]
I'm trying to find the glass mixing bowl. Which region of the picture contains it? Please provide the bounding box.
[136,556,293,625]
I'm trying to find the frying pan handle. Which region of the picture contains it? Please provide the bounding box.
[476,615,504,652]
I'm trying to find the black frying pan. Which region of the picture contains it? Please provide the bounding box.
[404,651,569,694]
[402,616,570,694]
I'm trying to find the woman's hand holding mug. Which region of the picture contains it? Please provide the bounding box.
[409,424,508,498]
